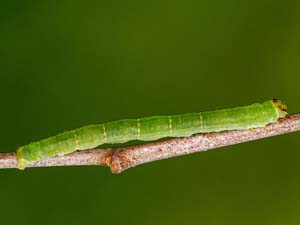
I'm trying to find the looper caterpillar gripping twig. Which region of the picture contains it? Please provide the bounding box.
[16,99,287,170]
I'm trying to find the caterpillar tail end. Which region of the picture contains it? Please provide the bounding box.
[16,147,27,170]
[272,99,288,118]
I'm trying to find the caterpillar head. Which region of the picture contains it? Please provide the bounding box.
[272,99,288,118]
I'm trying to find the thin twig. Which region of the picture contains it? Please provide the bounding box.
[0,114,299,174]
[0,150,113,169]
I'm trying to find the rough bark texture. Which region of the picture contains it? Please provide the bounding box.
[0,150,113,169]
[0,114,299,173]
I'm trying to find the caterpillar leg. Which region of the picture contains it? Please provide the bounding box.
[16,147,26,170]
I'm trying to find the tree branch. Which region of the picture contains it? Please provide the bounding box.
[1,114,299,174]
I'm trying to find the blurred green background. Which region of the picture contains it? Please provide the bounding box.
[1,1,300,225]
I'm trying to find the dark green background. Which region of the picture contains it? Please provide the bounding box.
[1,1,300,225]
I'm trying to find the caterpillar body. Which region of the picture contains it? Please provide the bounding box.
[17,99,287,169]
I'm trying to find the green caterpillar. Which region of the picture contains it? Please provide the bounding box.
[17,99,287,169]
